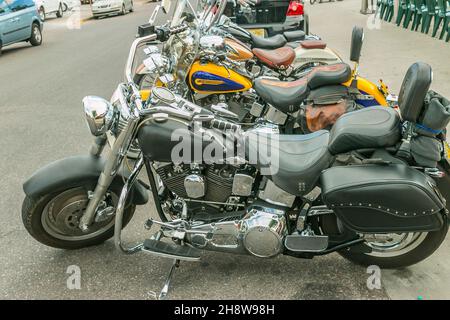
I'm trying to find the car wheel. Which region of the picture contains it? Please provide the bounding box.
[39,6,46,21]
[120,3,125,15]
[30,23,43,46]
[56,3,64,18]
[129,1,134,12]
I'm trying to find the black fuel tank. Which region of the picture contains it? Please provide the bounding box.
[137,118,232,163]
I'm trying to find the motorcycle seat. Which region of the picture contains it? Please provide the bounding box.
[300,40,327,50]
[328,106,401,155]
[283,30,306,42]
[307,63,352,89]
[252,47,296,70]
[251,33,287,49]
[253,63,352,113]
[253,77,309,114]
[246,130,332,196]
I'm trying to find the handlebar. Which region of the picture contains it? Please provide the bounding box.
[125,24,188,84]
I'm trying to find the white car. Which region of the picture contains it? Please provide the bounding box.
[91,0,133,18]
[34,0,65,21]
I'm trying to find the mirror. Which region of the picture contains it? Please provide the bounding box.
[161,0,172,14]
[350,26,364,63]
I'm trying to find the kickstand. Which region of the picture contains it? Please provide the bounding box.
[158,259,180,300]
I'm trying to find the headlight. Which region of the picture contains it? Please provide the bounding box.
[82,96,115,136]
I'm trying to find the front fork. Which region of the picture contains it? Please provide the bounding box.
[79,116,140,232]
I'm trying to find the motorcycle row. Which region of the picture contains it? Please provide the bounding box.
[22,0,450,299]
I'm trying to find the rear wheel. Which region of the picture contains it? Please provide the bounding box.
[39,6,46,21]
[22,182,135,249]
[339,222,448,268]
[120,3,126,15]
[29,23,42,46]
[129,1,134,12]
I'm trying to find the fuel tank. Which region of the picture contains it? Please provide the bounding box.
[225,38,254,61]
[137,116,234,163]
[188,61,252,94]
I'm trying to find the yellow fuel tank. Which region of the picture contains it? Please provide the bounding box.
[188,61,252,94]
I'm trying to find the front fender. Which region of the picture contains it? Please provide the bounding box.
[23,155,148,205]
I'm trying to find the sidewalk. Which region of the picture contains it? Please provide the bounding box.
[307,0,450,300]
[307,0,450,97]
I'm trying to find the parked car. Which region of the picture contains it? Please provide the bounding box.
[91,0,133,18]
[34,0,65,21]
[62,0,77,11]
[0,0,43,54]
[225,0,308,37]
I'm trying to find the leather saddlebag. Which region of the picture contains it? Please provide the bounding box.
[320,164,445,233]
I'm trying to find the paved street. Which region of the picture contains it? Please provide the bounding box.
[0,0,448,300]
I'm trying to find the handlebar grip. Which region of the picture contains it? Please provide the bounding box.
[210,119,240,131]
[155,25,188,42]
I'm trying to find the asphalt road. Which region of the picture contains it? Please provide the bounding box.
[1,0,448,300]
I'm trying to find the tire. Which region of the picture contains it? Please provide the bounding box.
[29,23,42,46]
[120,4,125,15]
[56,4,63,18]
[39,6,46,21]
[129,1,134,12]
[22,181,136,250]
[339,220,448,269]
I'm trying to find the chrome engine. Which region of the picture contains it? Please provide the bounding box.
[240,206,287,258]
[154,162,289,258]
[186,205,287,258]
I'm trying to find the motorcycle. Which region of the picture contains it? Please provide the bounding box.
[133,0,393,129]
[22,2,450,299]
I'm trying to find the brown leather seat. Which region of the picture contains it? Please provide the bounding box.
[252,47,296,70]
[300,40,327,50]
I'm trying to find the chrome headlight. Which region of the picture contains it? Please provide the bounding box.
[82,96,115,136]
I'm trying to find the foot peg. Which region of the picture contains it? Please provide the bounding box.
[285,234,329,252]
[142,239,201,261]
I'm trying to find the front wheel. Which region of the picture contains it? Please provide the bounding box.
[29,23,42,46]
[22,182,135,249]
[339,220,448,268]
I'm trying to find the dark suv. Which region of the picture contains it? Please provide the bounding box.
[224,0,307,37]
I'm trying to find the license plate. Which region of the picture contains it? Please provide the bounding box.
[248,28,265,37]
[444,141,450,164]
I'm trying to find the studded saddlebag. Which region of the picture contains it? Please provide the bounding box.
[320,164,445,233]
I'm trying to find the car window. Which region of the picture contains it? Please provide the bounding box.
[7,0,35,12]
[0,0,12,15]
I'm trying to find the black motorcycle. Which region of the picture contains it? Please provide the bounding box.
[22,26,450,299]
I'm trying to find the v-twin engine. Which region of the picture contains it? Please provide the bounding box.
[187,205,287,258]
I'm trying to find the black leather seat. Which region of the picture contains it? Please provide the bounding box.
[307,63,352,89]
[283,30,306,42]
[253,63,351,113]
[328,106,401,155]
[246,130,332,196]
[253,77,308,114]
[251,33,287,49]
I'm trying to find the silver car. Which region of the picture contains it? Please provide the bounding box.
[91,0,133,18]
